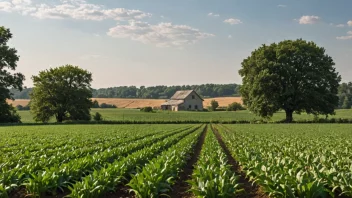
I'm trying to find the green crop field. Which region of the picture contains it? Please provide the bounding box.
[16,108,352,123]
[1,124,352,198]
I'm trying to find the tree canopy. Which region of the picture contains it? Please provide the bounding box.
[30,65,93,123]
[239,39,341,122]
[0,26,25,123]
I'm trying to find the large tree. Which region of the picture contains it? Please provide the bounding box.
[30,65,93,123]
[239,39,341,122]
[0,26,25,123]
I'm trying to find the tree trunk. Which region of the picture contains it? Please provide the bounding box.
[56,112,64,123]
[285,109,293,123]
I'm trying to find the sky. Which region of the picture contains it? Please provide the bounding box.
[1,0,352,88]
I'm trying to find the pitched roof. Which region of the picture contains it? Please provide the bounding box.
[170,90,204,101]
[161,100,184,106]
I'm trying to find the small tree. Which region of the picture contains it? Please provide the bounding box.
[30,65,93,123]
[92,100,99,108]
[93,112,103,121]
[210,100,219,111]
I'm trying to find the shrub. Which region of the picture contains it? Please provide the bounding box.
[92,112,103,121]
[100,103,117,108]
[16,105,30,111]
[140,106,153,112]
[92,100,100,108]
[227,102,246,111]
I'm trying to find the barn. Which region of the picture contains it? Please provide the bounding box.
[161,90,204,111]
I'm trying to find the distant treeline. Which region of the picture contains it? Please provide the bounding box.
[10,84,241,99]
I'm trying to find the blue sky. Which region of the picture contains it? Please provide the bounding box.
[1,0,352,88]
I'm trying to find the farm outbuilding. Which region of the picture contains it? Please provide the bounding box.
[161,90,204,111]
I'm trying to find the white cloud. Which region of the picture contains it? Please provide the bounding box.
[277,5,287,8]
[107,21,214,47]
[0,0,151,21]
[336,31,352,40]
[348,21,352,26]
[336,24,345,28]
[208,12,219,17]
[224,18,242,25]
[228,35,232,39]
[298,15,320,24]
[0,1,12,12]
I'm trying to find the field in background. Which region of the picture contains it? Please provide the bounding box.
[17,108,352,123]
[7,97,243,108]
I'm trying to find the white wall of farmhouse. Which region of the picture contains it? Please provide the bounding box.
[183,92,203,110]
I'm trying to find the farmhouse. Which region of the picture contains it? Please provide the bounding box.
[161,90,204,111]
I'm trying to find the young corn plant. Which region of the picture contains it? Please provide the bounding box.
[128,126,204,198]
[188,126,242,198]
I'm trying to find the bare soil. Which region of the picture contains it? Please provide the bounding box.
[211,125,268,198]
[167,125,208,198]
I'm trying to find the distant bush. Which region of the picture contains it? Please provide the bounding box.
[16,105,30,111]
[91,100,117,108]
[99,103,117,108]
[92,112,103,121]
[140,106,154,112]
[92,100,100,108]
[227,102,246,111]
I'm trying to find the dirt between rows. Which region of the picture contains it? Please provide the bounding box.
[211,125,268,198]
[167,125,208,198]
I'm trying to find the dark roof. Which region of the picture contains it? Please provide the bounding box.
[170,90,204,101]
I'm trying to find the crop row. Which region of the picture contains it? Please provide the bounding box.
[69,125,204,198]
[189,126,241,197]
[0,125,195,197]
[216,124,352,198]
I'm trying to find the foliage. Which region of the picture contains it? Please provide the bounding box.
[217,124,352,197]
[239,39,341,122]
[0,124,193,197]
[337,82,352,109]
[140,106,153,112]
[189,126,241,197]
[0,26,24,123]
[16,105,30,111]
[29,65,93,123]
[127,126,203,197]
[11,84,241,99]
[92,112,103,121]
[226,102,245,111]
[210,100,219,111]
[92,100,99,108]
[99,103,117,108]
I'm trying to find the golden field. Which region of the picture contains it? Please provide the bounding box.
[7,97,242,108]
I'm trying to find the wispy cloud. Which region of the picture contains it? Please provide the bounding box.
[336,31,352,40]
[228,35,232,39]
[224,18,242,25]
[0,0,151,21]
[107,21,214,48]
[298,15,320,24]
[208,12,219,17]
[0,0,214,48]
[336,24,345,28]
[277,5,287,8]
